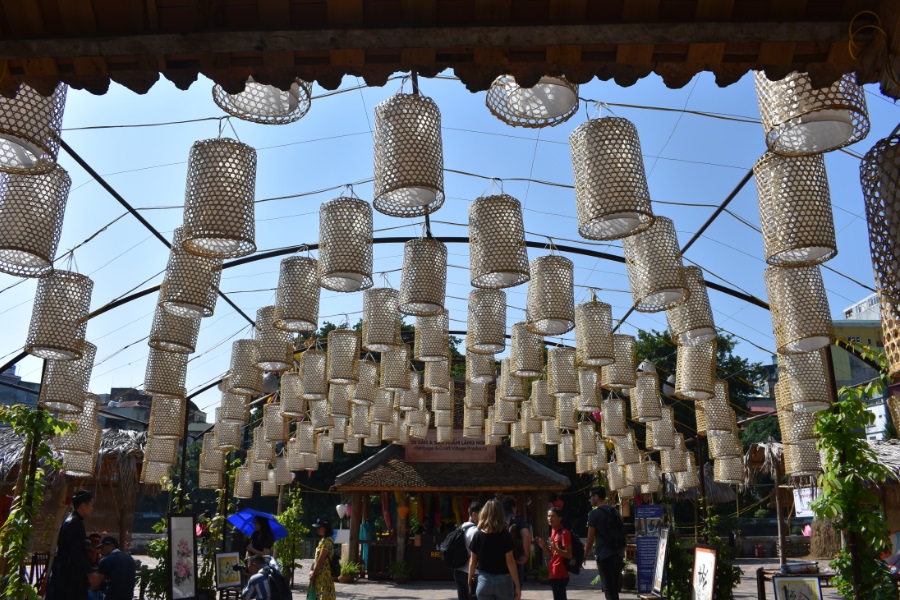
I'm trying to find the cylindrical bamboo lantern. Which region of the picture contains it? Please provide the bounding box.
[765,265,833,353]
[569,116,655,240]
[143,436,179,465]
[148,397,186,440]
[327,329,360,384]
[274,456,294,485]
[703,380,736,436]
[675,453,699,490]
[318,197,373,292]
[198,470,222,490]
[674,338,717,400]
[576,422,598,455]
[434,409,454,428]
[56,395,100,464]
[490,409,509,438]
[181,138,257,258]
[399,238,447,316]
[287,440,305,471]
[309,399,333,431]
[531,380,555,421]
[295,421,316,453]
[753,71,869,156]
[776,384,818,444]
[0,82,67,175]
[666,267,716,346]
[397,373,421,411]
[317,434,335,463]
[232,467,253,498]
[496,398,518,423]
[575,454,593,475]
[464,407,484,430]
[714,457,745,484]
[329,382,354,417]
[220,391,251,423]
[0,166,71,277]
[424,359,450,393]
[212,77,312,125]
[255,306,293,371]
[575,300,614,366]
[159,228,222,319]
[279,373,305,418]
[432,387,454,411]
[469,194,530,289]
[556,396,577,429]
[362,288,402,352]
[558,433,575,462]
[302,451,320,470]
[660,434,687,473]
[149,303,201,354]
[465,380,489,409]
[39,341,96,413]
[274,256,320,332]
[200,433,224,471]
[466,352,496,384]
[485,75,578,128]
[632,372,662,422]
[260,470,278,496]
[500,358,527,401]
[353,359,379,404]
[510,322,544,379]
[607,462,626,491]
[642,461,661,494]
[778,350,831,412]
[614,431,640,465]
[331,416,348,443]
[548,347,578,398]
[26,270,93,360]
[601,335,636,390]
[373,93,444,217]
[436,425,454,444]
[253,428,275,462]
[372,389,395,425]
[645,406,675,450]
[510,421,527,449]
[600,398,626,439]
[861,134,900,308]
[521,402,541,434]
[526,255,575,335]
[709,431,742,459]
[623,217,687,312]
[144,348,189,399]
[880,268,900,379]
[529,432,546,456]
[467,289,507,354]
[344,434,361,454]
[784,441,822,476]
[363,423,383,447]
[754,152,836,266]
[228,340,263,395]
[381,345,411,391]
[300,349,328,399]
[415,310,450,362]
[350,404,369,435]
[214,420,243,451]
[626,461,649,487]
[576,368,601,412]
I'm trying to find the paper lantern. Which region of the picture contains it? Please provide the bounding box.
[510,322,544,378]
[765,265,833,353]
[415,311,450,362]
[666,267,716,346]
[754,71,869,156]
[39,341,96,413]
[214,420,243,451]
[466,352,496,384]
[300,349,328,399]
[632,372,662,422]
[148,397,186,440]
[373,93,444,217]
[548,347,578,397]
[353,360,379,405]
[526,255,574,335]
[362,288,402,352]
[228,340,263,395]
[25,269,93,360]
[784,441,821,477]
[600,398,626,439]
[674,338,717,400]
[220,391,251,423]
[623,217,687,312]
[159,228,222,318]
[576,368,601,412]
[531,380,555,421]
[569,116,654,240]
[754,152,837,266]
[499,358,526,402]
[645,407,674,450]
[778,350,831,412]
[0,82,66,175]
[424,359,450,393]
[275,256,320,332]
[181,138,256,258]
[0,166,70,277]
[708,431,742,459]
[149,303,201,355]
[485,75,578,128]
[212,77,312,125]
[467,289,506,354]
[255,306,293,371]
[469,194,530,289]
[575,300,614,366]
[144,349,188,399]
[601,335,636,390]
[280,373,306,418]
[327,329,360,384]
[318,197,373,292]
[861,134,900,307]
[675,453,699,490]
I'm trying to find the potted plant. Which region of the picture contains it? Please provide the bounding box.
[388,561,412,584]
[338,559,361,583]
[622,562,637,590]
[535,564,550,585]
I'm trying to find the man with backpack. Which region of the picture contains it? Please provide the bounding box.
[449,501,481,600]
[501,496,532,588]
[241,555,290,600]
[583,487,626,600]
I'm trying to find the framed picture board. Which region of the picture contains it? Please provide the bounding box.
[168,513,197,600]
[215,552,242,589]
[651,526,669,594]
[691,544,717,600]
[772,576,824,600]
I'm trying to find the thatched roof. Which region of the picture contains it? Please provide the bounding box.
[870,439,900,483]
[662,462,737,504]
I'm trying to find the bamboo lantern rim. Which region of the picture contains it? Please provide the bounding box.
[469,194,530,289]
[0,82,67,175]
[212,77,312,125]
[485,75,579,128]
[318,197,374,292]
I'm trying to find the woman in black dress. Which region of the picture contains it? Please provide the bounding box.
[46,489,95,600]
[246,516,274,558]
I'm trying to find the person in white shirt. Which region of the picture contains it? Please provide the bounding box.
[455,501,483,600]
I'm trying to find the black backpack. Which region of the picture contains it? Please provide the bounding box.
[329,550,341,580]
[601,505,627,552]
[264,565,291,600]
[554,528,585,575]
[440,523,474,568]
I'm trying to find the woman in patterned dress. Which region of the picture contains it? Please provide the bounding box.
[308,518,336,600]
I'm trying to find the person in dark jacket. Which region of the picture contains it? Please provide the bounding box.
[88,536,136,600]
[46,489,95,600]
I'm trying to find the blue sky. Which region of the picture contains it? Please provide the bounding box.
[0,70,895,420]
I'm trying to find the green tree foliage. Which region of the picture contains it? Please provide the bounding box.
[740,415,781,445]
[274,485,310,584]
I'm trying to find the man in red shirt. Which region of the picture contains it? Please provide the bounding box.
[536,507,571,600]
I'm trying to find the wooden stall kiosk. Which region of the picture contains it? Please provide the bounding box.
[334,431,570,580]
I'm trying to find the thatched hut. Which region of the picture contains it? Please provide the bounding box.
[870,439,900,551]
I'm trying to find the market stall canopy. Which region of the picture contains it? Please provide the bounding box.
[1,0,899,97]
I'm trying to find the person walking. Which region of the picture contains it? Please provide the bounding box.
[468,499,520,600]
[46,489,95,600]
[246,516,275,559]
[536,507,571,600]
[500,496,532,587]
[308,518,336,600]
[583,487,625,600]
[87,536,136,600]
[454,501,482,600]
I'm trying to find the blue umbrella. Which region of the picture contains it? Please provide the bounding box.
[226,508,288,541]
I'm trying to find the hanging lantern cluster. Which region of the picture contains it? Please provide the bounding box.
[213,77,312,125]
[485,75,579,128]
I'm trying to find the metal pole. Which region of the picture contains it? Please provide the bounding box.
[176,398,191,513]
[694,435,709,543]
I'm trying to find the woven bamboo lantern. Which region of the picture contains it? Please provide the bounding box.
[626,460,649,487]
[327,329,360,384]
[674,338,717,400]
[765,265,833,353]
[614,431,640,465]
[353,360,379,405]
[227,340,262,395]
[144,349,188,399]
[0,166,70,277]
[331,416,349,443]
[469,194,530,289]
[25,270,93,360]
[143,436,179,465]
[415,310,450,362]
[466,352,496,384]
[601,335,636,390]
[362,288,401,352]
[380,345,411,391]
[645,406,675,450]
[214,420,243,451]
[607,462,626,491]
[548,347,578,398]
[465,380,489,409]
[556,397,577,429]
[329,382,353,417]
[373,93,444,217]
[666,267,716,346]
[424,359,450,393]
[531,380,556,421]
[754,152,836,266]
[464,406,484,430]
[56,395,100,461]
[542,417,560,446]
[232,467,253,498]
[39,341,96,413]
[623,217,687,312]
[490,409,509,438]
[576,422,597,455]
[411,420,430,440]
[784,441,822,476]
[709,431,742,459]
[575,454,593,475]
[274,256,320,332]
[220,391,250,423]
[397,373,421,411]
[201,433,224,470]
[349,404,369,436]
[318,197,373,292]
[148,397,186,440]
[435,425,453,444]
[399,238,447,316]
[433,409,453,428]
[363,422,382,447]
[279,373,305,417]
[632,372,662,422]
[273,456,294,485]
[861,134,900,307]
[526,255,575,335]
[576,368,600,412]
[558,433,576,462]
[661,434,688,474]
[181,138,256,258]
[521,402,541,434]
[433,386,453,411]
[0,82,67,174]
[302,451,320,470]
[263,403,287,442]
[495,398,518,424]
[259,470,278,496]
[675,453,699,490]
[499,358,527,401]
[714,457,745,485]
[510,322,544,379]
[140,460,171,486]
[309,399,333,431]
[467,289,507,354]
[510,421,527,448]
[600,398,626,439]
[213,77,312,125]
[485,75,578,128]
[776,384,818,444]
[569,116,655,240]
[753,71,869,156]
[880,279,900,378]
[159,228,222,319]
[778,350,831,412]
[703,381,735,436]
[148,303,201,354]
[198,470,222,490]
[642,461,661,494]
[529,432,546,456]
[255,306,293,371]
[344,434,361,454]
[295,421,316,453]
[287,440,305,471]
[253,428,275,463]
[300,349,328,399]
[372,389,395,425]
[575,300,614,366]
